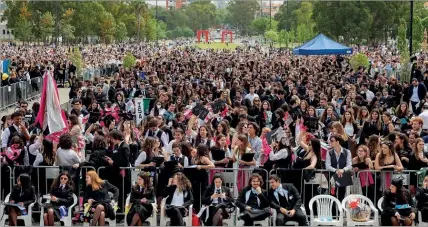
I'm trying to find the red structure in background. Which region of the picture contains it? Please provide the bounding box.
[221,30,233,43]
[197,30,209,43]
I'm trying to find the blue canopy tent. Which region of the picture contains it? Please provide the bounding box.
[293,34,353,55]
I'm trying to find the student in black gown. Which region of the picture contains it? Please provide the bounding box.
[84,170,119,226]
[381,178,415,226]
[268,175,308,226]
[126,172,155,226]
[162,172,194,226]
[416,175,428,222]
[188,144,215,212]
[43,171,75,226]
[236,173,270,226]
[5,174,36,226]
[200,173,233,226]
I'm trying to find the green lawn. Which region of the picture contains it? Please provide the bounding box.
[194,42,239,50]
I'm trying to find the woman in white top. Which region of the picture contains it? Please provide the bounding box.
[68,115,85,161]
[134,137,165,167]
[162,172,194,226]
[340,109,358,139]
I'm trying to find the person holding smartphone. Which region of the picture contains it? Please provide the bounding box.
[199,173,233,226]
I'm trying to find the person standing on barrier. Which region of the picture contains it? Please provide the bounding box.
[43,171,75,226]
[268,175,308,226]
[1,111,29,152]
[381,178,415,226]
[326,134,353,201]
[236,173,270,226]
[84,170,119,226]
[5,173,36,226]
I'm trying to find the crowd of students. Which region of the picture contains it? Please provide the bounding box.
[1,44,428,226]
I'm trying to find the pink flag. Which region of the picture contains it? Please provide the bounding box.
[34,71,68,142]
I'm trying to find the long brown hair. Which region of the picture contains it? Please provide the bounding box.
[379,141,396,166]
[173,172,192,192]
[235,134,251,156]
[414,138,425,160]
[87,171,105,191]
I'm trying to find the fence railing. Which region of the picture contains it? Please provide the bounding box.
[0,77,43,111]
[0,65,118,111]
[2,165,424,223]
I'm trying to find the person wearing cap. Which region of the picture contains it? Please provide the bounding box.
[419,103,428,130]
[409,78,427,115]
[381,178,415,226]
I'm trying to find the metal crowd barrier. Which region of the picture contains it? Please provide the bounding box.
[0,165,13,201]
[0,77,43,111]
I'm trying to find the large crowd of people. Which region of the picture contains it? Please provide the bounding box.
[1,43,428,226]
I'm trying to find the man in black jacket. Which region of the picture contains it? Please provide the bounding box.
[268,175,308,226]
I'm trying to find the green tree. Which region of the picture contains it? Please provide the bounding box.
[264,29,278,46]
[98,11,115,43]
[69,47,83,77]
[413,16,424,54]
[185,1,217,31]
[182,27,194,37]
[39,11,55,43]
[114,21,128,42]
[397,18,408,55]
[350,53,369,70]
[156,20,167,40]
[60,8,76,42]
[274,1,301,31]
[123,52,136,69]
[251,18,278,35]
[227,0,259,35]
[172,27,183,38]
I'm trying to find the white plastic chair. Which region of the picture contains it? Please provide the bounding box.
[419,211,428,227]
[308,195,344,226]
[39,193,78,226]
[0,193,37,226]
[83,192,117,226]
[236,207,272,226]
[377,197,384,212]
[124,194,157,226]
[160,197,193,226]
[342,194,379,226]
[271,206,308,226]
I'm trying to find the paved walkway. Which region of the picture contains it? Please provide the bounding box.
[1,88,70,116]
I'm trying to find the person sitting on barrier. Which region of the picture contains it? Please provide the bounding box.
[162,172,194,226]
[210,134,232,168]
[134,136,165,168]
[199,173,233,226]
[55,133,81,168]
[381,178,416,226]
[84,135,109,170]
[5,173,36,226]
[236,173,270,226]
[268,175,308,226]
[84,170,119,226]
[43,171,74,226]
[126,172,155,226]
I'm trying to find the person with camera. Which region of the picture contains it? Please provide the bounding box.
[199,173,233,226]
[268,175,308,226]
